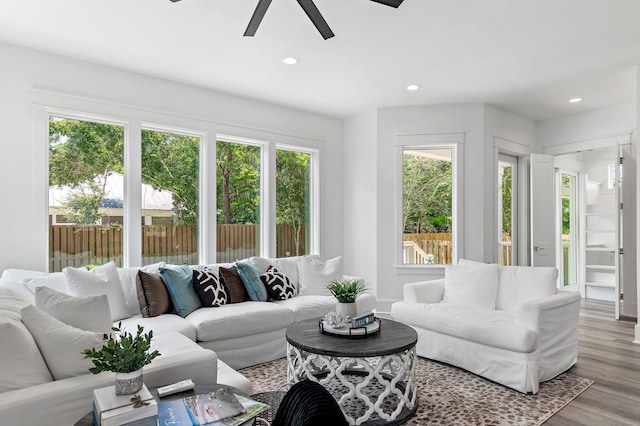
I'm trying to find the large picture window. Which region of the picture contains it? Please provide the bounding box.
[141,129,200,265]
[402,146,456,265]
[45,110,318,270]
[48,116,125,271]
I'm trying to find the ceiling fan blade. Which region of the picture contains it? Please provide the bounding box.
[297,0,335,40]
[370,0,404,7]
[244,0,273,36]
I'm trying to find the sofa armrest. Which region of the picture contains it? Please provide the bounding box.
[515,291,581,332]
[403,279,445,304]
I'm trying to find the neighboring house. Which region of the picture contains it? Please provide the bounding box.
[48,172,175,226]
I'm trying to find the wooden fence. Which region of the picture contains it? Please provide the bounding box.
[403,233,452,265]
[50,224,306,271]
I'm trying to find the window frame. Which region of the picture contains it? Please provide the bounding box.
[40,105,320,270]
[395,133,464,272]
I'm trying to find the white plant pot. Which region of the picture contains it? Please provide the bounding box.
[335,302,358,323]
[115,368,143,395]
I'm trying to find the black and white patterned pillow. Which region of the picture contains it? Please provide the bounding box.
[260,266,296,300]
[192,269,228,307]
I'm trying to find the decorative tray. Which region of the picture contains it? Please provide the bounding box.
[319,318,381,338]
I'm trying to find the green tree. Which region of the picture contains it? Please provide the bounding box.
[501,165,512,237]
[216,141,260,224]
[141,130,199,226]
[276,150,310,255]
[49,118,124,222]
[403,153,452,234]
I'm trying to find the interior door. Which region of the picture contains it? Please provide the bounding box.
[530,154,556,267]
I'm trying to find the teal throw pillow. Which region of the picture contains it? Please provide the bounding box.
[236,261,268,302]
[159,265,202,317]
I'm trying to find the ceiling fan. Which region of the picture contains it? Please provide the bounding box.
[169,0,404,40]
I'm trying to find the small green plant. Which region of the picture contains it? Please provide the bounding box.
[326,279,366,303]
[83,323,160,374]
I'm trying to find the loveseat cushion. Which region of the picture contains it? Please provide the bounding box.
[497,266,558,311]
[443,263,499,310]
[391,301,538,353]
[186,302,294,342]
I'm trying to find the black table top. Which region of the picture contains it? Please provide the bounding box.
[286,317,417,358]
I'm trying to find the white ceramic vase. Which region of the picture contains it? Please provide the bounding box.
[335,302,358,322]
[115,368,144,395]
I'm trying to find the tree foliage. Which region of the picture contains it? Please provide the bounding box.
[276,150,310,255]
[403,153,452,234]
[141,130,199,226]
[216,141,260,224]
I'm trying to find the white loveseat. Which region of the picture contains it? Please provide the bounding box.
[0,255,374,425]
[390,260,580,394]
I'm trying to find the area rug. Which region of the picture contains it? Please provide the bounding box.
[239,357,593,425]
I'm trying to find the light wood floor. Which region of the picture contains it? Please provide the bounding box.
[545,299,640,425]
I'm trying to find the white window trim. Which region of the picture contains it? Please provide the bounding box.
[394,133,464,272]
[39,103,320,270]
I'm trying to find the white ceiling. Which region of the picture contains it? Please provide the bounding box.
[1,0,639,120]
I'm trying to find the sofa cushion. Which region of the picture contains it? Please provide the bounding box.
[298,256,342,296]
[118,314,197,341]
[192,269,228,307]
[236,261,268,302]
[186,302,294,342]
[21,305,103,380]
[137,271,173,317]
[391,301,537,353]
[0,288,53,392]
[497,266,558,311]
[261,266,296,300]
[64,262,130,321]
[218,266,249,303]
[119,262,166,315]
[274,292,377,322]
[21,273,68,295]
[160,265,202,318]
[35,286,112,334]
[443,263,499,310]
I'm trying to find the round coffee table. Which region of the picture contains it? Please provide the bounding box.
[286,317,418,426]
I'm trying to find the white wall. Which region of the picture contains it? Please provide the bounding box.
[0,42,345,273]
[367,103,536,311]
[343,110,378,292]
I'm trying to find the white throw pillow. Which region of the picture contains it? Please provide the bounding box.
[118,262,166,315]
[443,263,499,309]
[0,320,53,392]
[21,273,69,295]
[35,286,112,334]
[497,266,558,311]
[21,305,103,380]
[298,256,343,296]
[64,262,130,321]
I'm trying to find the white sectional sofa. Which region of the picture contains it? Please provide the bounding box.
[0,255,374,426]
[390,259,580,394]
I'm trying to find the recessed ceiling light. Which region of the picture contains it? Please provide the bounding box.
[569,97,583,103]
[406,84,420,91]
[283,57,298,65]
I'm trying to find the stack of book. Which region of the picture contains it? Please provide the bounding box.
[93,384,158,426]
[157,388,268,426]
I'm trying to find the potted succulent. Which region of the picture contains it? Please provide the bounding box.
[326,279,366,321]
[83,323,160,395]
